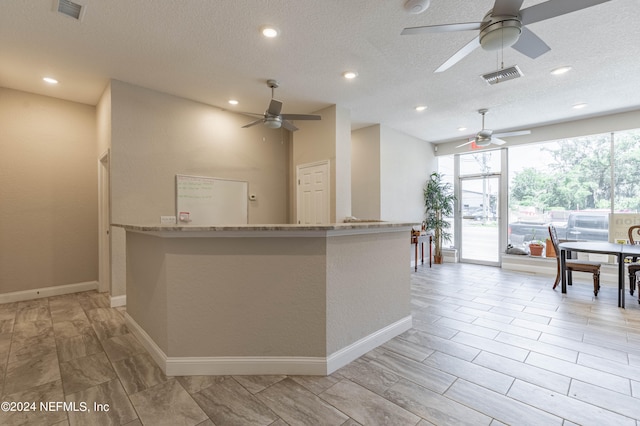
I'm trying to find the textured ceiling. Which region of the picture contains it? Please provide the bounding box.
[1,0,638,143]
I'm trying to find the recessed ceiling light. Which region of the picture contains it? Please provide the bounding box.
[261,26,279,38]
[415,105,427,112]
[551,66,572,75]
[43,77,58,84]
[228,99,239,105]
[342,71,358,79]
[458,127,467,132]
[572,103,588,109]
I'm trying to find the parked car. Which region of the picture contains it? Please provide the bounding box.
[508,211,610,247]
[508,221,552,246]
[565,211,609,241]
[547,210,571,224]
[463,207,496,221]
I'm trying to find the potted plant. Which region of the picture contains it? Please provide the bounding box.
[545,237,556,258]
[528,229,545,256]
[424,172,456,264]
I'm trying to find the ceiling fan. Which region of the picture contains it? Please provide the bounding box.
[457,109,531,148]
[241,80,321,131]
[402,0,611,73]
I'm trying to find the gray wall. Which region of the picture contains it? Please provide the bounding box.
[106,80,292,296]
[0,88,97,294]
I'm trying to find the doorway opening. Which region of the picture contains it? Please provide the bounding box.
[454,149,507,266]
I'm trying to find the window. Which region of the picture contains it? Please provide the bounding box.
[508,129,640,247]
[438,128,640,257]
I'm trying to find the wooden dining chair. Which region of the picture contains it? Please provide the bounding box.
[548,225,602,296]
[628,225,640,300]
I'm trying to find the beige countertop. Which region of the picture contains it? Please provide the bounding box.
[112,222,417,237]
[113,222,415,232]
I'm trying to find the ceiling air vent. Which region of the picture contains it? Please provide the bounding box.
[55,0,85,21]
[481,65,523,85]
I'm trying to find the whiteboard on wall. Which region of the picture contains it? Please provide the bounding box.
[176,174,248,225]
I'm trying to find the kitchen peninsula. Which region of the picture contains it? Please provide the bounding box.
[114,222,414,376]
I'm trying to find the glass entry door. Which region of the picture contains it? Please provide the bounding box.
[459,176,500,264]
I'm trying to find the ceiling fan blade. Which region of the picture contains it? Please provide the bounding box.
[280,114,321,121]
[267,99,283,116]
[492,0,524,16]
[402,22,482,35]
[238,111,265,118]
[435,35,481,73]
[511,27,550,59]
[491,138,507,145]
[281,120,299,132]
[493,130,531,138]
[242,119,264,128]
[520,0,611,26]
[456,140,474,148]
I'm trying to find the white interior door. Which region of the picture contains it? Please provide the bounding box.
[297,161,330,224]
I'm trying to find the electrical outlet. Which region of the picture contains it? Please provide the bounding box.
[161,215,176,224]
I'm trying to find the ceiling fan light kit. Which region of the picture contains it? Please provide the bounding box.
[401,0,611,73]
[474,137,492,147]
[456,108,531,149]
[241,79,321,132]
[264,116,282,129]
[479,14,521,51]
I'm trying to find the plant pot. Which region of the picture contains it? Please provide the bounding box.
[545,238,556,258]
[529,243,544,257]
[433,255,444,264]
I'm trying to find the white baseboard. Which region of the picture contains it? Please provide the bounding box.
[124,312,168,372]
[124,312,412,377]
[110,295,126,308]
[165,356,327,377]
[0,281,98,304]
[443,248,458,263]
[326,315,413,374]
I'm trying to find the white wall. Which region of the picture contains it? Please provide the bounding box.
[335,105,352,222]
[380,126,435,222]
[351,124,435,223]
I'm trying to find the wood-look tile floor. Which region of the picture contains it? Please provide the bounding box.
[1,263,640,425]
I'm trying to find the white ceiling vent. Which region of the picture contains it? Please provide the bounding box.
[481,65,523,85]
[54,0,86,21]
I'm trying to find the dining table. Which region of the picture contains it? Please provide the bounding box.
[558,241,640,308]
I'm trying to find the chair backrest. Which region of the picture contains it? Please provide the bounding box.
[548,225,560,259]
[629,225,640,244]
